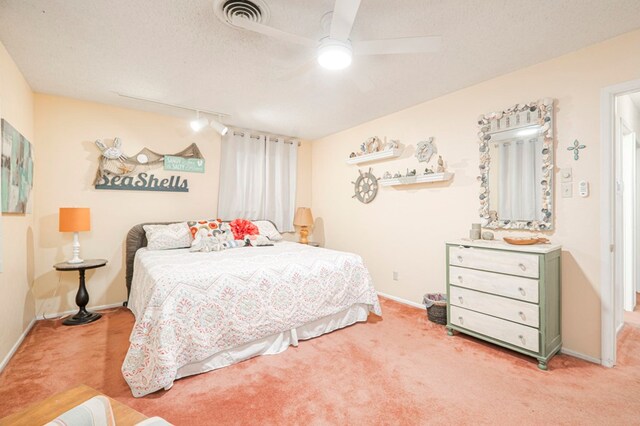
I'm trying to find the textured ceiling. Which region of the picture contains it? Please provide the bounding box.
[1,0,640,139]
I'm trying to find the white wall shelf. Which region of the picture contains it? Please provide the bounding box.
[379,172,454,187]
[346,148,402,165]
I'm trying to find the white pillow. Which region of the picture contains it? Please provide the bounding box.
[252,220,283,241]
[144,222,192,250]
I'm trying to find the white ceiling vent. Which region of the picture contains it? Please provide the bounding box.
[214,0,270,28]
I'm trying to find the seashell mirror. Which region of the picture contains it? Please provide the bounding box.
[477,98,554,231]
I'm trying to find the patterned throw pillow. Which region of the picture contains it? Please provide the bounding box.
[143,223,192,250]
[187,219,223,239]
[252,220,283,241]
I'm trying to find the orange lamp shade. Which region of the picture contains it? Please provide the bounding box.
[59,207,91,232]
[293,207,314,227]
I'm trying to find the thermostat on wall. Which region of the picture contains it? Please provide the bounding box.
[578,180,589,197]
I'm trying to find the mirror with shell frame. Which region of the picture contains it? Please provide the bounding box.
[478,98,554,231]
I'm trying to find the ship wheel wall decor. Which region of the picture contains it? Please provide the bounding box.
[352,168,379,204]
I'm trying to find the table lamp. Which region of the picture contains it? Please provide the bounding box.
[59,207,91,264]
[293,207,314,244]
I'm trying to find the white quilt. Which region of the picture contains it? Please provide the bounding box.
[122,242,381,397]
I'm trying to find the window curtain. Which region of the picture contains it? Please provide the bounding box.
[218,131,298,232]
[497,137,542,221]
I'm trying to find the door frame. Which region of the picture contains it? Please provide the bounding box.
[600,78,640,367]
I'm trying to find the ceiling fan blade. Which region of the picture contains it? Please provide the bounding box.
[329,0,362,41]
[353,36,442,55]
[232,16,317,48]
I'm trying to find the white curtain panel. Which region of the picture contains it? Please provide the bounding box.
[498,137,542,221]
[218,131,298,232]
[264,137,297,232]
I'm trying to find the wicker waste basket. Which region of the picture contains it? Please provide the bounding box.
[423,293,447,325]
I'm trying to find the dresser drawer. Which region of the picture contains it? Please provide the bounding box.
[450,306,539,352]
[449,246,539,278]
[450,286,539,328]
[449,266,539,303]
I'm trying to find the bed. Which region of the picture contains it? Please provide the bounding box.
[122,222,382,397]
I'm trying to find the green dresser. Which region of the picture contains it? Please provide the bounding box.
[446,240,562,370]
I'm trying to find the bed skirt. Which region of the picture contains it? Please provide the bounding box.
[171,303,370,386]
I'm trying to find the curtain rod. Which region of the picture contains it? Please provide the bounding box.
[232,131,301,146]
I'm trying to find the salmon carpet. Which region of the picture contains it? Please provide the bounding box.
[1,297,639,424]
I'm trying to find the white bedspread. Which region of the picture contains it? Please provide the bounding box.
[122,242,381,397]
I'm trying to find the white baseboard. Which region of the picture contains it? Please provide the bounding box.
[0,318,36,374]
[42,302,126,320]
[377,291,425,310]
[560,348,601,365]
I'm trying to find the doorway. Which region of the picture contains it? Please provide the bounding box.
[601,80,640,367]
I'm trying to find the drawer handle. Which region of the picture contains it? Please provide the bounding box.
[458,316,464,325]
[518,287,526,296]
[457,256,463,263]
[457,275,463,282]
[518,311,526,321]
[458,296,464,304]
[518,334,526,344]
[518,263,526,271]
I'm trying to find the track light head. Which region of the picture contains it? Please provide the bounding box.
[210,119,229,136]
[190,116,209,132]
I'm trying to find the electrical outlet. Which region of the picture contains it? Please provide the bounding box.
[562,182,573,198]
[393,271,399,281]
[560,168,573,183]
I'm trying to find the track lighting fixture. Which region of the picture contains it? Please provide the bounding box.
[116,93,230,136]
[190,112,209,132]
[210,118,229,136]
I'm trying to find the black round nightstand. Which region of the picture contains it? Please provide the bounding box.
[54,259,107,326]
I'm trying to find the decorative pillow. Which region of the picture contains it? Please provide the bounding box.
[45,395,115,426]
[244,234,274,247]
[144,223,192,250]
[187,219,223,239]
[190,225,244,252]
[229,218,259,240]
[252,220,283,241]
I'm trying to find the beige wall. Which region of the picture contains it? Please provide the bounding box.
[311,29,640,360]
[33,94,311,316]
[0,42,36,365]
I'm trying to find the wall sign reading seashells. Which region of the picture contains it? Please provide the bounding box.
[477,98,554,231]
[93,138,205,193]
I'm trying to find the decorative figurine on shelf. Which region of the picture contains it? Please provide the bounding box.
[393,172,402,178]
[424,167,434,175]
[406,169,416,177]
[436,155,446,173]
[364,136,382,153]
[383,171,392,179]
[382,138,399,151]
[359,142,367,155]
[415,137,437,163]
[349,152,356,158]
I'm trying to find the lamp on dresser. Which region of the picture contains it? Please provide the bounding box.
[59,207,91,264]
[293,207,314,244]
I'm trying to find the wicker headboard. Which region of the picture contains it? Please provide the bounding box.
[125,219,281,301]
[125,222,177,299]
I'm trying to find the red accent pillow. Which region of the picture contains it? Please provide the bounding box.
[229,219,259,240]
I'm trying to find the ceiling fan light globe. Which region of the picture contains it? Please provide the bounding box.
[317,39,353,70]
[190,117,209,132]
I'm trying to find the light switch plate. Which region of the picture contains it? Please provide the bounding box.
[560,168,573,183]
[562,182,573,198]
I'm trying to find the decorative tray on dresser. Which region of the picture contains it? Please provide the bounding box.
[445,239,562,370]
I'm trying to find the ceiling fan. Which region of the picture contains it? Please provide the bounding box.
[231,0,442,71]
